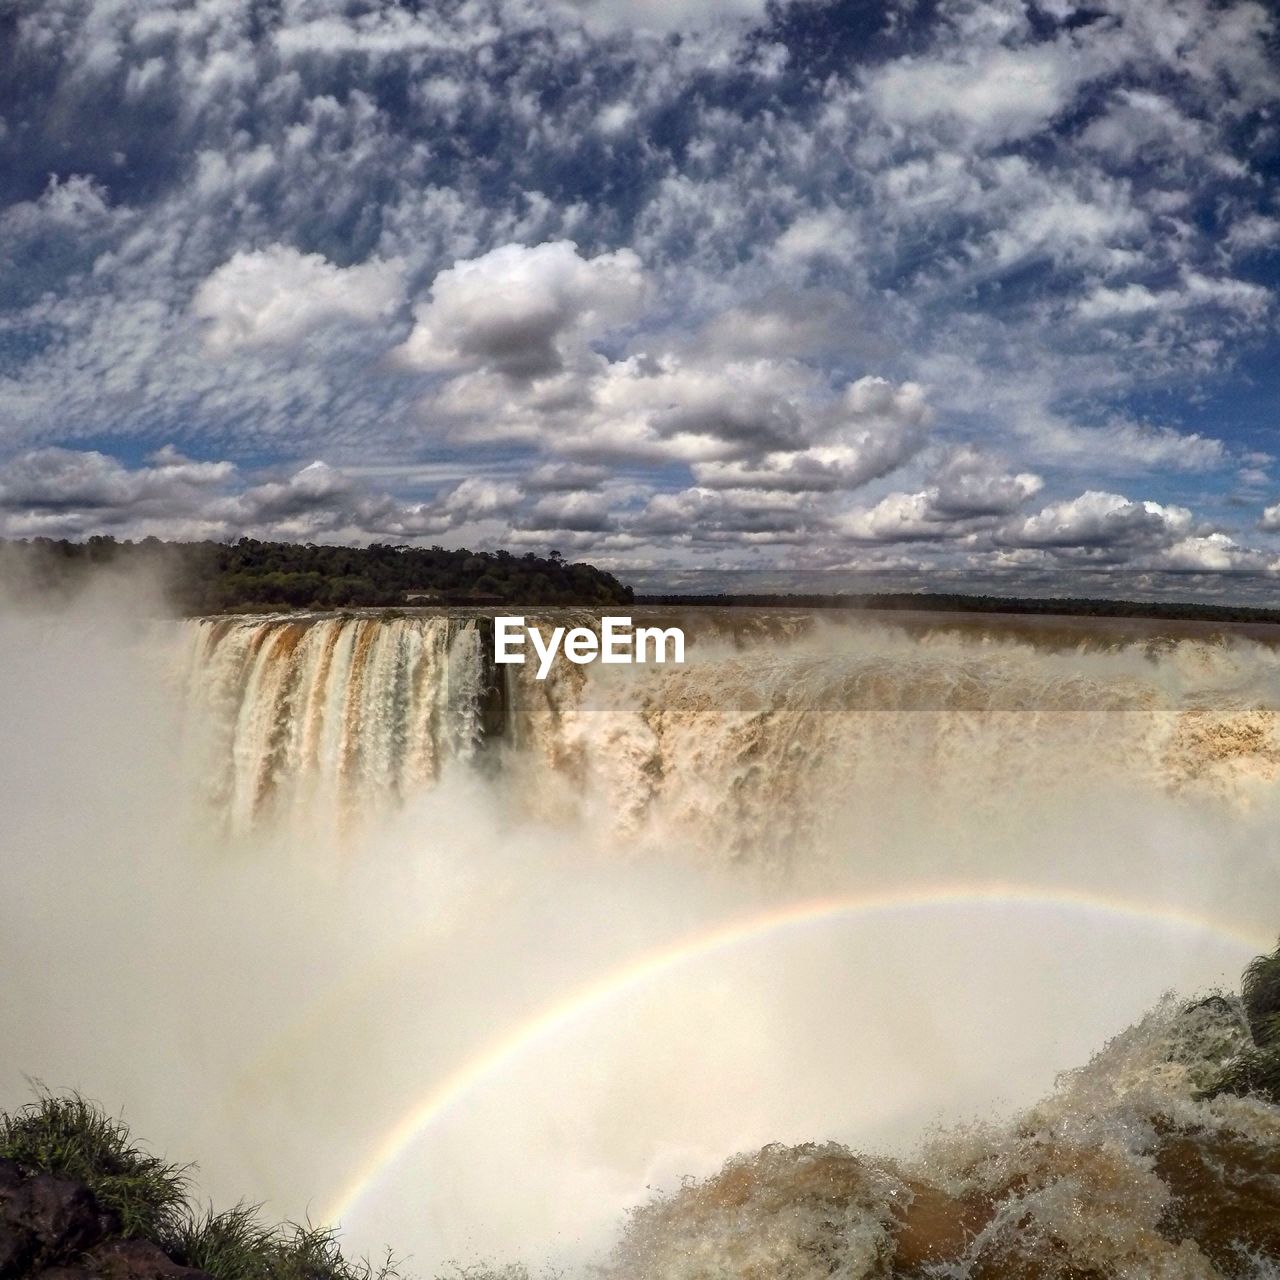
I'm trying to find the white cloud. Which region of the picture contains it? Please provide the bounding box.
[1,0,1278,571]
[1158,532,1254,571]
[771,211,860,266]
[596,101,639,136]
[0,446,232,513]
[0,450,494,544]
[1,173,116,236]
[635,485,815,542]
[1078,87,1244,178]
[1225,214,1280,254]
[865,41,1096,145]
[688,376,930,492]
[1077,271,1271,322]
[396,241,647,381]
[550,0,770,36]
[1001,490,1199,553]
[525,490,617,532]
[440,477,524,520]
[839,449,1042,542]
[929,447,1044,517]
[525,462,611,492]
[192,247,405,352]
[273,10,497,59]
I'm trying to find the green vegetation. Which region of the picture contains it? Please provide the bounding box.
[0,1092,399,1279]
[1206,942,1280,1104]
[0,536,633,613]
[0,1091,189,1239]
[636,591,1280,625]
[1243,944,1280,1045]
[169,1207,400,1280]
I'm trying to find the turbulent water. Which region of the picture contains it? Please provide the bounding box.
[182,609,1280,854]
[8,603,1280,1278]
[179,613,497,835]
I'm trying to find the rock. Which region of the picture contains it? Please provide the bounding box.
[38,1239,213,1280]
[0,1162,207,1280]
[890,1176,992,1268]
[0,1161,28,1277]
[1156,1125,1280,1271]
[0,1163,108,1278]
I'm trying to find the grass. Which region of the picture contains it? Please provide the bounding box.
[170,1207,402,1280]
[1242,946,1280,1051]
[1203,938,1280,1105]
[0,1091,401,1279]
[0,1090,189,1238]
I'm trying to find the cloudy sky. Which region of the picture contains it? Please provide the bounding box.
[2,0,1278,579]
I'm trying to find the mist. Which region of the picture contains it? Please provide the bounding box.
[2,593,1278,1275]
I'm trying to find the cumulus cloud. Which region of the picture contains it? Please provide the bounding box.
[1000,491,1200,557]
[192,247,405,351]
[1158,532,1259,572]
[0,450,493,544]
[407,249,932,477]
[929,448,1044,518]
[199,462,479,541]
[0,447,232,523]
[396,241,647,381]
[634,485,815,542]
[688,377,929,492]
[524,462,611,492]
[440,477,524,521]
[840,450,1044,542]
[524,490,617,532]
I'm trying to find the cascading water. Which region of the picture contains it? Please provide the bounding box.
[182,609,1280,859]
[181,614,500,833]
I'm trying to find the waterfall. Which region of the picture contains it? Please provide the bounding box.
[180,610,1280,850]
[181,613,503,832]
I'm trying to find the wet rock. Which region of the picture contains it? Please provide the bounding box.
[889,1176,991,1269]
[0,1162,108,1277]
[1157,1125,1280,1273]
[39,1239,213,1280]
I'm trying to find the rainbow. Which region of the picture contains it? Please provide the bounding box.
[319,881,1274,1227]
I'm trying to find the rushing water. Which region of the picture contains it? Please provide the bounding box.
[182,609,1280,850]
[7,605,1280,1277]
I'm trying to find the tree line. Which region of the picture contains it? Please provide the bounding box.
[0,536,634,613]
[635,591,1280,625]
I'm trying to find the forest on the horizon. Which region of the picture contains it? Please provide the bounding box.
[635,591,1280,625]
[0,535,634,612]
[6,536,1280,625]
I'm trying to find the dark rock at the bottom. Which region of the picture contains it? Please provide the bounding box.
[38,1239,212,1280]
[0,1159,113,1277]
[0,1160,209,1280]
